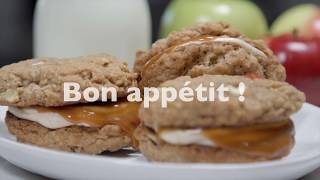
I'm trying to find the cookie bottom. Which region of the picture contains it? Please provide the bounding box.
[135,125,293,163]
[5,112,131,154]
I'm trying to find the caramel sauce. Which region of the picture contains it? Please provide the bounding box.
[159,120,294,158]
[203,120,294,158]
[35,101,141,147]
[142,35,216,77]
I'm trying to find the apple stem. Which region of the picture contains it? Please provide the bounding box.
[292,28,299,37]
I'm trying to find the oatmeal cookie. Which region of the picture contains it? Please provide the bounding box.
[0,54,137,107]
[134,22,285,88]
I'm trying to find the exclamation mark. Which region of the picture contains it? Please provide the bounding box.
[238,82,246,102]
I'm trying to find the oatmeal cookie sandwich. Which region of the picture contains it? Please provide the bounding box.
[135,75,305,163]
[0,54,140,154]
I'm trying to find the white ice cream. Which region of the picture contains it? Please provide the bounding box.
[9,107,216,147]
[159,129,215,147]
[213,37,267,58]
[179,36,267,58]
[8,106,89,129]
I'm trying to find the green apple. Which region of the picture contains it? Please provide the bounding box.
[271,4,320,37]
[160,0,268,39]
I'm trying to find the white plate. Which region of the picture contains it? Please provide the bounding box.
[0,104,319,180]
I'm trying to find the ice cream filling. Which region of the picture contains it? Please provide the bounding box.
[213,37,267,58]
[179,36,266,58]
[159,129,215,147]
[8,106,78,129]
[159,120,294,158]
[8,101,141,145]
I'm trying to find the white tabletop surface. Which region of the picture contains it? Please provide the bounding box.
[0,156,318,180]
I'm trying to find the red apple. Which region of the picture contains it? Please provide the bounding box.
[268,33,320,105]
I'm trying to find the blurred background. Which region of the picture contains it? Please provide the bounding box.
[0,0,319,105]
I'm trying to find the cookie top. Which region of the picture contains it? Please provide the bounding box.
[139,75,305,129]
[134,22,286,88]
[0,54,137,107]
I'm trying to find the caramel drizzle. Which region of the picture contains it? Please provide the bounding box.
[204,120,294,158]
[35,101,141,147]
[142,35,217,77]
[161,120,294,158]
[142,35,266,77]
